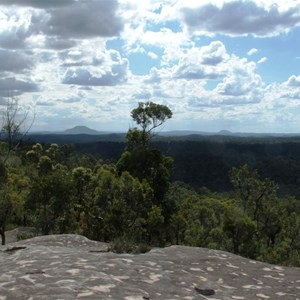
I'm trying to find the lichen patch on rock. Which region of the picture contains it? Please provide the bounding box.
[0,235,300,299]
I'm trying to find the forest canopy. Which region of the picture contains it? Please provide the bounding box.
[1,102,300,267]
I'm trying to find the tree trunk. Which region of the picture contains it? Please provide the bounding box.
[0,226,6,245]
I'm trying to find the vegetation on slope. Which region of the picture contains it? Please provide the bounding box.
[1,102,300,267]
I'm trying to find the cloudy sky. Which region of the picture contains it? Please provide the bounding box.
[1,0,300,133]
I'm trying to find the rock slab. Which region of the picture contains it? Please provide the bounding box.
[0,234,300,299]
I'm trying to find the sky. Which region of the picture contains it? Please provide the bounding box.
[1,0,300,133]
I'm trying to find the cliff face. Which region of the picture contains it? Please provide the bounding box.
[0,234,299,299]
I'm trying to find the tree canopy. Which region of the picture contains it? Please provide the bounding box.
[131,101,172,141]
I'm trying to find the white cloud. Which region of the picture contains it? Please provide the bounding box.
[0,0,124,50]
[125,27,192,65]
[0,7,38,49]
[0,0,299,133]
[248,48,258,56]
[217,58,263,98]
[199,41,228,65]
[172,41,228,80]
[147,51,158,60]
[62,50,129,86]
[257,57,267,64]
[286,75,300,87]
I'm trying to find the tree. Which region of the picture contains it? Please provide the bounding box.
[117,101,173,215]
[26,154,73,235]
[72,167,92,222]
[0,163,8,244]
[116,102,174,235]
[0,167,30,245]
[230,165,278,223]
[117,147,172,204]
[130,101,172,146]
[91,167,153,242]
[229,165,282,257]
[0,96,35,162]
[223,205,256,256]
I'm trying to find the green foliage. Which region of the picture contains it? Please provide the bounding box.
[26,149,74,235]
[0,167,30,244]
[3,136,300,268]
[0,161,7,184]
[223,205,257,256]
[17,231,36,241]
[230,164,278,218]
[146,205,164,245]
[117,147,172,204]
[131,101,172,134]
[109,236,151,254]
[117,102,173,208]
[38,156,53,174]
[177,195,225,248]
[126,128,150,150]
[90,167,153,242]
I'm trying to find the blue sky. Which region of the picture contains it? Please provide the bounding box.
[1,0,300,133]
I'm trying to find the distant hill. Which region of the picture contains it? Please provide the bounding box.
[28,126,300,138]
[63,126,102,135]
[160,130,300,138]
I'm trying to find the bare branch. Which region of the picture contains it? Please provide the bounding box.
[0,96,35,163]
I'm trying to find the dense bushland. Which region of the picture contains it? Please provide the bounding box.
[1,102,300,267]
[1,140,300,266]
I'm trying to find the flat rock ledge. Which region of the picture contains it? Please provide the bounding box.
[0,234,299,299]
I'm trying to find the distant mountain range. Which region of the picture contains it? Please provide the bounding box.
[63,126,106,135]
[29,126,300,138]
[157,130,300,138]
[29,126,111,135]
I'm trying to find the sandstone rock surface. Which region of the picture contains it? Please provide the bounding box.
[0,234,299,299]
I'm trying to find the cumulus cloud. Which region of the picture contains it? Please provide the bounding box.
[217,58,263,97]
[144,67,168,84]
[62,51,129,86]
[143,39,265,109]
[125,27,192,65]
[286,75,300,87]
[0,8,39,49]
[0,0,123,51]
[60,48,129,86]
[180,1,300,37]
[0,0,299,132]
[60,47,107,68]
[174,64,218,80]
[173,41,228,79]
[200,41,228,65]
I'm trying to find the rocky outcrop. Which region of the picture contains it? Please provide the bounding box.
[0,234,299,299]
[4,227,36,244]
